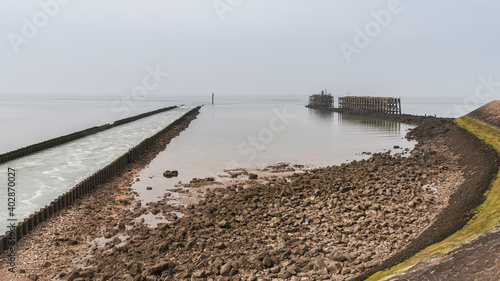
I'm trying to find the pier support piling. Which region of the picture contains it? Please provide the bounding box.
[338,96,401,114]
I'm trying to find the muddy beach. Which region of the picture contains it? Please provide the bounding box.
[0,111,498,281]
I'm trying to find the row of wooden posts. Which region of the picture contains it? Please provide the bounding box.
[0,106,201,254]
[338,96,401,114]
[0,106,177,165]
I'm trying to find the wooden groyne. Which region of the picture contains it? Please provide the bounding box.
[0,106,177,165]
[338,96,401,114]
[0,106,201,254]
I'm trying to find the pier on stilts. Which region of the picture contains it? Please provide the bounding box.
[338,96,401,114]
[307,90,333,109]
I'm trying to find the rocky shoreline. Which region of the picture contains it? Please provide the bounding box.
[0,111,498,281]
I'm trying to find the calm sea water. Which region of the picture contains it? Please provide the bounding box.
[0,94,492,233]
[0,94,486,154]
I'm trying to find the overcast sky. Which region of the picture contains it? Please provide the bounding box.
[1,0,499,99]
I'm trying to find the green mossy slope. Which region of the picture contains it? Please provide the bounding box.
[367,116,500,280]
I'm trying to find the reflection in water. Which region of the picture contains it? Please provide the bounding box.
[308,108,335,123]
[308,108,405,137]
[338,113,402,136]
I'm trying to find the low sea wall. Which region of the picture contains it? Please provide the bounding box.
[0,106,201,254]
[0,106,177,165]
[358,116,500,280]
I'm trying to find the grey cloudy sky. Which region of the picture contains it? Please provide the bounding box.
[1,0,499,98]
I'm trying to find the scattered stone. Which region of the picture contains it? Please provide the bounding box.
[163,170,179,178]
[63,270,80,281]
[192,269,206,278]
[220,263,232,276]
[262,255,273,268]
[128,262,142,276]
[112,237,122,245]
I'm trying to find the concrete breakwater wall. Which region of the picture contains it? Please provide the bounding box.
[0,106,177,165]
[0,106,201,254]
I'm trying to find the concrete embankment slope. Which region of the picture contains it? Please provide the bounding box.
[367,101,500,280]
[467,100,500,128]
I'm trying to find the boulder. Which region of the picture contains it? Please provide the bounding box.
[163,170,178,178]
[220,263,232,276]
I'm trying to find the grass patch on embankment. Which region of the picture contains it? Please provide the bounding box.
[367,116,500,280]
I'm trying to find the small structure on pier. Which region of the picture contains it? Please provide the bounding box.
[338,96,401,114]
[307,90,333,108]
